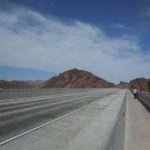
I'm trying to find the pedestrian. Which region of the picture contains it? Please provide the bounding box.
[133,88,138,99]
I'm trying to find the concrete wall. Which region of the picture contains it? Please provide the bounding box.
[106,90,126,150]
[67,90,127,150]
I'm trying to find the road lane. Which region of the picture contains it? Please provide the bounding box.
[0,91,105,113]
[0,89,119,143]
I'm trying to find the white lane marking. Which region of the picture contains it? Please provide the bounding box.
[0,91,99,105]
[0,108,81,146]
[0,91,117,146]
[0,93,103,117]
[0,93,82,103]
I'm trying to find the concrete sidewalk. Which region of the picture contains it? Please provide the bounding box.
[124,91,150,150]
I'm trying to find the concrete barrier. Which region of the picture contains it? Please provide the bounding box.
[67,90,127,150]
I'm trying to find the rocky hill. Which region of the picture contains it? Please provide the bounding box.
[24,80,45,88]
[129,78,150,92]
[42,68,115,88]
[116,81,129,89]
[2,68,149,90]
[0,80,36,89]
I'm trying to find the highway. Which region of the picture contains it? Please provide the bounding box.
[0,89,119,143]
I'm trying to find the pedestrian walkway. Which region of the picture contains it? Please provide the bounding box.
[124,91,150,150]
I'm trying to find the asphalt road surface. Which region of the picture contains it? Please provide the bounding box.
[0,89,119,143]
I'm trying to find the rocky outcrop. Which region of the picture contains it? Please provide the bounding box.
[42,68,115,88]
[116,81,129,89]
[0,80,35,89]
[129,78,150,92]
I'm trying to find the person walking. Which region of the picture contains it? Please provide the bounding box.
[133,88,138,99]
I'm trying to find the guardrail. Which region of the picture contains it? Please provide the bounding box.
[140,91,150,97]
[136,91,150,112]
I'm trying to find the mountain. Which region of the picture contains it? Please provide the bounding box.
[23,80,45,87]
[129,78,150,92]
[116,81,129,89]
[0,80,36,89]
[42,68,115,88]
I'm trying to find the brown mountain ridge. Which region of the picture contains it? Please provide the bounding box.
[42,68,115,88]
[0,80,34,89]
[129,78,150,92]
[1,68,150,91]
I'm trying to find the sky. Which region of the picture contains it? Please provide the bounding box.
[0,65,56,80]
[0,0,150,83]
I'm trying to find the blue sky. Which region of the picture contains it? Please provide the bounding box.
[0,0,150,82]
[0,65,55,80]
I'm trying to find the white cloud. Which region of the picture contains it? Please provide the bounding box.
[0,4,150,83]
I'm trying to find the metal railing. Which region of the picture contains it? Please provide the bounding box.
[137,90,150,112]
[140,91,150,97]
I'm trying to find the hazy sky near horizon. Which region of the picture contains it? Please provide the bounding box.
[0,0,150,82]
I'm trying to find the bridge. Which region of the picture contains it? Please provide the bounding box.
[0,88,150,150]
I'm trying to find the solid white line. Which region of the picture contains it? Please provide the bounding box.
[0,93,77,104]
[0,91,113,146]
[0,91,96,105]
[0,94,103,117]
[0,108,81,146]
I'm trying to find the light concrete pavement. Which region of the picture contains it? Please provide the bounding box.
[0,89,125,150]
[0,89,118,142]
[124,91,150,150]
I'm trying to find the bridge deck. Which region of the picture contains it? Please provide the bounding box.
[0,89,125,150]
